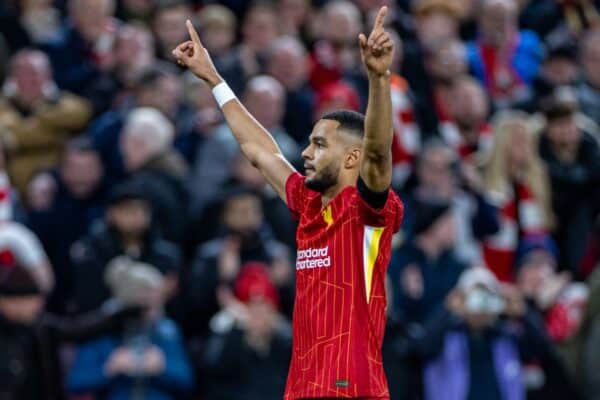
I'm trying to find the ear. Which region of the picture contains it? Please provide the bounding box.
[344,147,361,169]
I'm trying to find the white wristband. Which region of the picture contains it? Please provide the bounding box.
[212,82,236,108]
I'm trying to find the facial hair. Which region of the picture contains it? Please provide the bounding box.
[304,160,340,193]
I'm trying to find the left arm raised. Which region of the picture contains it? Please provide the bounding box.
[359,6,394,192]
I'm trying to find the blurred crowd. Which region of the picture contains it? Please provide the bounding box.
[0,0,599,399]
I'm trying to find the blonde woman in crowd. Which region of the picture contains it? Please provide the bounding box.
[482,110,553,281]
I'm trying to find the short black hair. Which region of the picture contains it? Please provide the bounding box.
[320,109,365,138]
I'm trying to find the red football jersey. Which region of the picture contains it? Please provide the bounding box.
[284,172,404,399]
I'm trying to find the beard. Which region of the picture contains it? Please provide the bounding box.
[304,161,339,193]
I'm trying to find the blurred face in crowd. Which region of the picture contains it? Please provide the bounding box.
[7,51,53,106]
[542,56,579,86]
[115,25,155,84]
[243,79,285,130]
[582,32,600,87]
[0,295,44,324]
[278,0,310,31]
[450,79,489,135]
[242,6,279,51]
[153,3,191,56]
[245,297,278,338]
[426,40,466,84]
[138,74,181,117]
[417,146,457,199]
[301,119,362,193]
[223,194,264,237]
[107,199,151,238]
[61,149,103,199]
[546,115,581,162]
[479,0,517,47]
[416,12,459,48]
[200,24,235,56]
[517,250,555,298]
[322,1,362,45]
[504,120,532,171]
[70,0,115,43]
[267,39,309,91]
[122,130,157,171]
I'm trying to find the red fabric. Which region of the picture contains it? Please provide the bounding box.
[478,35,525,101]
[315,82,361,115]
[284,173,403,399]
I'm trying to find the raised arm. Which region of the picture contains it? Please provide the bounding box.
[173,21,295,202]
[358,7,394,192]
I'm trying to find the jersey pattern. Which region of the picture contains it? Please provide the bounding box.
[284,172,404,399]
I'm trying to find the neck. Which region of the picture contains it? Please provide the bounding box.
[321,175,356,207]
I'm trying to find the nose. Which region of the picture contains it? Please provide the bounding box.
[301,145,312,160]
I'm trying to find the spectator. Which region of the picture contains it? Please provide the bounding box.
[520,0,600,39]
[218,1,279,94]
[405,141,499,266]
[71,183,181,313]
[190,76,300,212]
[121,107,189,243]
[202,263,291,400]
[0,247,144,400]
[18,0,62,43]
[446,76,493,164]
[28,137,106,314]
[277,0,311,37]
[151,0,192,63]
[539,93,600,273]
[421,267,551,400]
[467,0,544,109]
[0,49,92,195]
[115,0,155,22]
[90,63,197,182]
[514,235,586,400]
[186,186,293,337]
[68,257,194,399]
[0,137,28,224]
[483,110,552,281]
[41,0,119,114]
[196,5,237,60]
[580,265,600,399]
[389,198,467,324]
[309,1,363,93]
[112,22,156,91]
[266,36,315,144]
[577,28,600,122]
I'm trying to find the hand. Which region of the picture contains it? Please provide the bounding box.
[358,6,394,77]
[142,346,165,375]
[218,237,241,281]
[500,284,526,319]
[172,20,222,87]
[446,289,466,317]
[105,347,136,376]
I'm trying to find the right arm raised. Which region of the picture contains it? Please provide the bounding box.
[173,21,296,203]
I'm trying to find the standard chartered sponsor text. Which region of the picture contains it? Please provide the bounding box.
[296,246,331,270]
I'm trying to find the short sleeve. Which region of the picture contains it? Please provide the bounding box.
[356,189,404,232]
[285,172,308,221]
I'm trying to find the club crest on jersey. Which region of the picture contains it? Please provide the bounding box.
[322,205,333,228]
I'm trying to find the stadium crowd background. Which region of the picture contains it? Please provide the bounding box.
[0,0,599,399]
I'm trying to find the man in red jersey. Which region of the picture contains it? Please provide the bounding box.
[173,6,403,399]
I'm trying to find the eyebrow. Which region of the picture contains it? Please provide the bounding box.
[310,136,327,145]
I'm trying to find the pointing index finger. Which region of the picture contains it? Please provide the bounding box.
[186,19,203,47]
[372,6,388,33]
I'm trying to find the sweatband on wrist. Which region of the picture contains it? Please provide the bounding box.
[212,82,236,108]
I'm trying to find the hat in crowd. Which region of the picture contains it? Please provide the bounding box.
[0,249,41,296]
[107,181,149,207]
[234,262,279,309]
[516,234,559,268]
[315,82,361,117]
[105,256,164,304]
[542,86,580,121]
[412,198,451,236]
[458,267,500,294]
